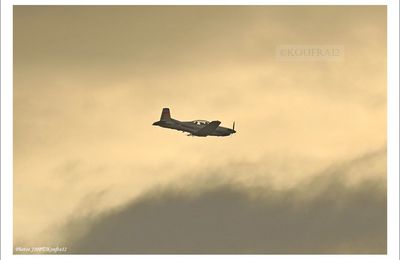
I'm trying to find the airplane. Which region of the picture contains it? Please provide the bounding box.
[152,108,236,137]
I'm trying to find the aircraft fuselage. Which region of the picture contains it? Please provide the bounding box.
[152,108,236,137]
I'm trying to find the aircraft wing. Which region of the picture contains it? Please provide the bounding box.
[195,120,221,136]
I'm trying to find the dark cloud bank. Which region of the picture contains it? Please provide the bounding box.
[63,151,386,254]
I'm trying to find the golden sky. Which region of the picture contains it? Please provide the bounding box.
[14,6,386,253]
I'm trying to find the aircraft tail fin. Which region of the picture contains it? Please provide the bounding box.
[160,108,171,121]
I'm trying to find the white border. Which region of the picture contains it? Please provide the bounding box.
[9,0,394,5]
[1,0,398,260]
[387,0,399,257]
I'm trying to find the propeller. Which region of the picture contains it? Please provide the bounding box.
[233,121,235,131]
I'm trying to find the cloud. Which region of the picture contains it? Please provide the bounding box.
[60,151,386,254]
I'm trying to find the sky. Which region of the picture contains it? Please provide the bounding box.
[13,6,386,253]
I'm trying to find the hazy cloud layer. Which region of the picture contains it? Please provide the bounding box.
[64,178,386,254]
[60,150,386,254]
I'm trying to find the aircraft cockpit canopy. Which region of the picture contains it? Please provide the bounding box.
[193,120,210,125]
